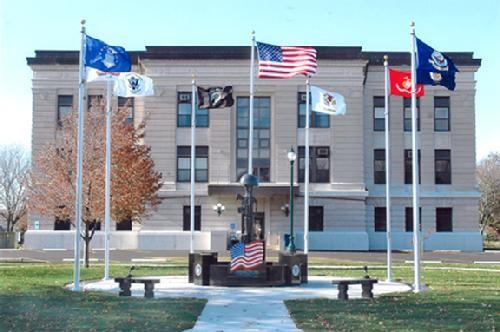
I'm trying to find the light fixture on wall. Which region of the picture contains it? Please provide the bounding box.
[281,203,290,217]
[212,203,225,217]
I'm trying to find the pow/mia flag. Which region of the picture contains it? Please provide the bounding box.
[416,38,458,91]
[197,86,234,109]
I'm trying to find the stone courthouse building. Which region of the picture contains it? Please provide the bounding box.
[25,45,482,251]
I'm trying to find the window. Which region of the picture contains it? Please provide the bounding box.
[309,206,324,231]
[183,206,201,231]
[373,97,385,131]
[404,98,420,132]
[374,149,386,184]
[54,218,71,230]
[298,92,329,128]
[57,95,73,125]
[87,95,104,110]
[177,146,209,182]
[405,207,422,232]
[374,207,386,232]
[298,146,330,183]
[435,150,451,184]
[436,208,452,232]
[236,97,271,182]
[434,97,450,132]
[116,219,132,231]
[118,97,134,124]
[404,149,421,184]
[177,92,208,127]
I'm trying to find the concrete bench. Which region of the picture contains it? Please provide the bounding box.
[331,278,378,300]
[114,277,160,298]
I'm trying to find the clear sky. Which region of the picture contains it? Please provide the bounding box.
[0,0,498,161]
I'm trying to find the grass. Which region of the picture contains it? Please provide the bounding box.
[286,266,500,331]
[1,262,499,331]
[0,264,205,332]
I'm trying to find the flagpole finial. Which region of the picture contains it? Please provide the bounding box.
[383,54,389,61]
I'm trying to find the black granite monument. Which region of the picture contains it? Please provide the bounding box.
[188,173,308,286]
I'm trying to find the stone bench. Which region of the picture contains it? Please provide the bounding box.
[114,277,160,298]
[331,278,378,300]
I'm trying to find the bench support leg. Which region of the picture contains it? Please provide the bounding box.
[362,283,374,299]
[144,282,155,298]
[119,280,131,296]
[338,283,348,300]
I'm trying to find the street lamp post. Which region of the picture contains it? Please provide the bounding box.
[287,147,297,254]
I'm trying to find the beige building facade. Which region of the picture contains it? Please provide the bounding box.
[25,46,482,251]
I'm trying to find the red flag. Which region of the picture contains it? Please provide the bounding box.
[389,69,425,98]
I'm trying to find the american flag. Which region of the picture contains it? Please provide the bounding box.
[230,241,264,271]
[256,41,317,79]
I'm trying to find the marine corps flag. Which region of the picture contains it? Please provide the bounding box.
[197,86,234,109]
[389,69,425,98]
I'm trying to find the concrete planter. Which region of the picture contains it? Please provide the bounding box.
[0,232,16,248]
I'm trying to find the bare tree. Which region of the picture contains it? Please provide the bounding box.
[30,99,162,267]
[0,145,29,232]
[477,152,500,238]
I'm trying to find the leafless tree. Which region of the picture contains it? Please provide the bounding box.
[477,152,500,238]
[0,145,29,233]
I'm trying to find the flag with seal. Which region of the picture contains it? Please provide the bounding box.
[85,35,131,73]
[310,85,346,116]
[416,38,458,91]
[113,72,154,97]
[197,86,234,109]
[389,69,425,98]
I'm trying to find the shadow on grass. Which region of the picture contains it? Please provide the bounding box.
[286,290,499,332]
[0,285,206,331]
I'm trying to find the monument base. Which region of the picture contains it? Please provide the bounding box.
[188,252,308,287]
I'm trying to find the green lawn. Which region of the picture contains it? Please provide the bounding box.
[287,266,500,331]
[1,262,499,331]
[0,264,205,331]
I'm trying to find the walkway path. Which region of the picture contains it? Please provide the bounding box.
[81,276,411,331]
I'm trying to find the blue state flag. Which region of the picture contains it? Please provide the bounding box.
[85,35,131,72]
[416,38,458,91]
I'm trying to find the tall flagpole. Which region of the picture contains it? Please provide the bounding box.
[384,55,393,282]
[410,21,422,292]
[248,31,255,175]
[304,76,310,254]
[190,74,196,254]
[73,19,86,291]
[103,79,112,280]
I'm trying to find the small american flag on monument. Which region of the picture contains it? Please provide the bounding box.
[256,41,317,79]
[230,241,264,271]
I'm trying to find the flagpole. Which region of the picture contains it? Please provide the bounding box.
[384,55,393,282]
[248,31,255,175]
[410,21,422,293]
[103,79,112,280]
[73,19,86,291]
[304,76,310,254]
[190,74,196,254]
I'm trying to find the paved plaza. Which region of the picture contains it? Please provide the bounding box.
[79,276,412,331]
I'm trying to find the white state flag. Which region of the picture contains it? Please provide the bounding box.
[113,72,154,97]
[310,85,346,116]
[86,67,121,83]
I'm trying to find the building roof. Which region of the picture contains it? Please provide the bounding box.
[26,46,481,67]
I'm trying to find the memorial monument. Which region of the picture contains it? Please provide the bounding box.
[188,173,308,286]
